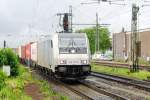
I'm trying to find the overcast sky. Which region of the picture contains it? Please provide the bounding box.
[0,0,150,47]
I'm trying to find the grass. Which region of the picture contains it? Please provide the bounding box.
[36,80,68,100]
[114,58,150,66]
[0,65,32,100]
[0,64,68,100]
[92,64,150,80]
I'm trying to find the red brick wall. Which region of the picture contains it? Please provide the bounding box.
[140,31,150,59]
[113,30,150,61]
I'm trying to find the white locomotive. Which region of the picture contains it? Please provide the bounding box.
[34,32,91,80]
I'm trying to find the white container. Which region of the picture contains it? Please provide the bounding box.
[31,42,37,62]
[18,46,22,58]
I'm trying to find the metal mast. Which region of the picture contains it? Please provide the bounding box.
[69,5,73,32]
[95,13,100,53]
[4,40,6,48]
[130,3,140,72]
[57,6,72,33]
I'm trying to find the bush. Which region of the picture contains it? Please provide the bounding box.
[0,86,32,100]
[0,71,6,90]
[0,48,19,76]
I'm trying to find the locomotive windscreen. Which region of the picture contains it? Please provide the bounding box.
[58,34,87,54]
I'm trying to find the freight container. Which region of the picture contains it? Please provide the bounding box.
[25,43,31,60]
[21,46,26,59]
[18,46,22,58]
[31,42,37,62]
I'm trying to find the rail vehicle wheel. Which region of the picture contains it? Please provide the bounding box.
[42,67,45,73]
[50,70,56,79]
[34,64,36,68]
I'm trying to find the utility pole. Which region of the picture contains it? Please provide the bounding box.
[4,40,6,48]
[57,13,71,33]
[56,6,73,33]
[97,14,100,52]
[69,5,73,32]
[57,6,109,33]
[81,0,125,55]
[130,3,140,72]
[95,13,100,53]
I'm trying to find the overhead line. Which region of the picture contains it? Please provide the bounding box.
[72,23,110,26]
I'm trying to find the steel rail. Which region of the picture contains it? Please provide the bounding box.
[91,72,150,92]
[34,68,119,100]
[57,81,95,100]
[35,69,94,100]
[80,80,128,100]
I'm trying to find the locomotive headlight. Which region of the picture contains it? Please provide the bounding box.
[60,60,66,64]
[71,49,75,53]
[58,67,67,72]
[82,66,90,71]
[81,60,87,64]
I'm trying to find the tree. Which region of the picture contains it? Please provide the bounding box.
[77,26,111,54]
[0,48,19,76]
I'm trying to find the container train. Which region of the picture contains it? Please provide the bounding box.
[19,33,91,80]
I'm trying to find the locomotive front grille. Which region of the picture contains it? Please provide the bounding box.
[67,66,81,74]
[56,65,90,77]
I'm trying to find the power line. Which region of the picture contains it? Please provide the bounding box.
[81,0,125,54]
[81,0,126,5]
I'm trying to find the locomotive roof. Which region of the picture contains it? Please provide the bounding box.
[58,33,86,38]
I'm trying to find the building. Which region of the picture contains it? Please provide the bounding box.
[113,30,150,61]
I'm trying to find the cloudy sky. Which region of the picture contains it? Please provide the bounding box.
[0,0,150,47]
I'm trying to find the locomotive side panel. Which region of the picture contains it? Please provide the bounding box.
[37,39,54,70]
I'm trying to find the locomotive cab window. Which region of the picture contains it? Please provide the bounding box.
[51,40,53,48]
[58,35,87,54]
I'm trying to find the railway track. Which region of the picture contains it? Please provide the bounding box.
[56,80,128,100]
[33,70,92,99]
[79,81,128,100]
[47,76,122,100]
[55,81,95,100]
[61,82,115,100]
[91,72,150,92]
[33,68,128,100]
[29,67,150,99]
[93,60,150,71]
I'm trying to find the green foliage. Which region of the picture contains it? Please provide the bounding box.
[0,65,32,100]
[77,27,111,54]
[0,86,32,100]
[40,81,56,96]
[0,64,68,100]
[0,48,19,76]
[39,80,68,100]
[0,71,7,90]
[92,64,150,80]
